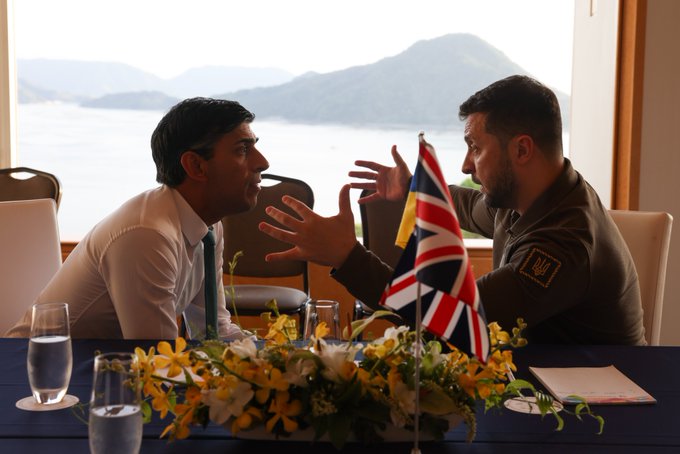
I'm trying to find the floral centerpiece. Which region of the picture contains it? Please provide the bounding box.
[132,305,603,449]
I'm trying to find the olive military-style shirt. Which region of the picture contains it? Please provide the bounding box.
[334,159,646,345]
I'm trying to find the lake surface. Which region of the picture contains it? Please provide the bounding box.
[17,103,470,240]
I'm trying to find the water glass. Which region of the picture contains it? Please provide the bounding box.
[27,302,72,404]
[88,352,143,454]
[303,300,341,340]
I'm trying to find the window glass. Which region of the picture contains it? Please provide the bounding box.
[14,0,574,240]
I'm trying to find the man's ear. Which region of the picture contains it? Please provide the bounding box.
[513,135,535,165]
[180,151,208,181]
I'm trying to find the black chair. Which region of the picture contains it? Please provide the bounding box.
[0,167,62,209]
[222,174,314,336]
[354,189,406,326]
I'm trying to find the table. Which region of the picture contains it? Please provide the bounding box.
[2,338,679,453]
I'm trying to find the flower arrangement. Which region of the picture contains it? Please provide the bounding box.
[133,306,603,449]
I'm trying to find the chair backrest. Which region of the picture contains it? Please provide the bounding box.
[0,199,62,335]
[0,167,62,209]
[359,189,405,268]
[609,210,673,345]
[222,174,314,291]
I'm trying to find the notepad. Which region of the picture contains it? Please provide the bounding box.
[529,365,656,405]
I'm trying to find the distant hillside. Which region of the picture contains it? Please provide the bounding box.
[18,34,570,128]
[216,33,568,128]
[17,78,85,104]
[18,59,161,98]
[17,59,295,99]
[81,91,179,110]
[166,66,293,98]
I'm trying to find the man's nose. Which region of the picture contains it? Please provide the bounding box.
[461,153,473,175]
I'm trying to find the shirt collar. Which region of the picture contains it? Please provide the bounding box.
[168,186,209,247]
[509,158,579,235]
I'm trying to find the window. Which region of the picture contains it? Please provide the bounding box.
[6,0,574,241]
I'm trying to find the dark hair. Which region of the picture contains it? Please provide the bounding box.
[458,75,563,157]
[151,97,255,186]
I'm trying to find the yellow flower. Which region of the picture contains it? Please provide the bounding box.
[488,321,511,346]
[231,406,263,434]
[265,314,293,344]
[254,366,289,403]
[154,337,191,377]
[266,390,302,433]
[487,349,516,378]
[161,402,195,440]
[147,382,173,419]
[458,362,496,398]
[134,346,155,375]
[314,321,330,339]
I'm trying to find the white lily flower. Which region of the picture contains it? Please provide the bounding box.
[201,381,253,425]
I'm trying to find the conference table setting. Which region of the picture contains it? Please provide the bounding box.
[3,329,680,453]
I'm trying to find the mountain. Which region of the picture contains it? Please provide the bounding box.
[215,33,566,128]
[17,34,570,128]
[17,59,296,99]
[18,59,161,98]
[81,91,179,110]
[164,66,293,98]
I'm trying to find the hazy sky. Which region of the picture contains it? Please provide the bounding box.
[13,0,575,93]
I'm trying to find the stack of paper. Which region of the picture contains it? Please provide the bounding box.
[529,365,656,405]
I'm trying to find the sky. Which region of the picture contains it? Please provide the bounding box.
[12,0,575,93]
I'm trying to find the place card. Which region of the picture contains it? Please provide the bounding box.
[529,365,656,405]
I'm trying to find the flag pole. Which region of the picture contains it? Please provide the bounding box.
[411,132,426,454]
[411,280,422,454]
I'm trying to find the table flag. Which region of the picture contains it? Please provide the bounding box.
[379,133,489,362]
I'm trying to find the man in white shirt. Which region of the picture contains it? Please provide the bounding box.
[6,98,268,340]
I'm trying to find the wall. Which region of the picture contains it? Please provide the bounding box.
[639,0,680,345]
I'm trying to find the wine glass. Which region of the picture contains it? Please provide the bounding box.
[88,352,143,454]
[303,300,341,340]
[27,302,72,404]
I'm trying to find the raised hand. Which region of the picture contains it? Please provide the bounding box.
[349,145,412,203]
[258,184,358,269]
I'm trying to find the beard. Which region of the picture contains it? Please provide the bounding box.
[483,154,517,209]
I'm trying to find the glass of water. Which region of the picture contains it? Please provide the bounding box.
[27,302,72,404]
[89,352,143,454]
[303,299,341,340]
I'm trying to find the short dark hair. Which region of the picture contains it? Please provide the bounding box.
[458,75,563,157]
[151,97,255,186]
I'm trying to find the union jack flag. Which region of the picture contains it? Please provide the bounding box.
[379,133,489,362]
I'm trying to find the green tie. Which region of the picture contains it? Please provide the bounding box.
[202,228,218,339]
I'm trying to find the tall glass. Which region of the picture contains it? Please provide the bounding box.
[88,352,143,454]
[303,299,341,340]
[27,302,72,404]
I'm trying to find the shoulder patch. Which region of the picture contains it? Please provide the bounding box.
[518,247,562,288]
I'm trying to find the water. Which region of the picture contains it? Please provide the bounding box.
[17,103,468,241]
[17,103,570,241]
[89,405,143,454]
[27,335,72,404]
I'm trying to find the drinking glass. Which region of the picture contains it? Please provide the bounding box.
[88,352,143,454]
[303,300,341,340]
[27,302,72,404]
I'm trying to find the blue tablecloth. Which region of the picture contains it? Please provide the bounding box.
[2,338,679,453]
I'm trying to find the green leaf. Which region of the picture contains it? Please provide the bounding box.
[328,413,353,450]
[343,310,401,341]
[141,401,152,423]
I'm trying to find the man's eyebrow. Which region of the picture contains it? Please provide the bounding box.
[237,137,259,145]
[463,134,472,144]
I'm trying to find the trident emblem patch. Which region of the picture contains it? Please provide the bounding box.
[519,247,562,288]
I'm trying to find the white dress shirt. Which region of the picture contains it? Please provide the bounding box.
[5,185,246,340]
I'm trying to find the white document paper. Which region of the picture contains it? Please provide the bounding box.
[529,365,656,405]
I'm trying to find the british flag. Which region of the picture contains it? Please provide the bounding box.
[380,133,489,362]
